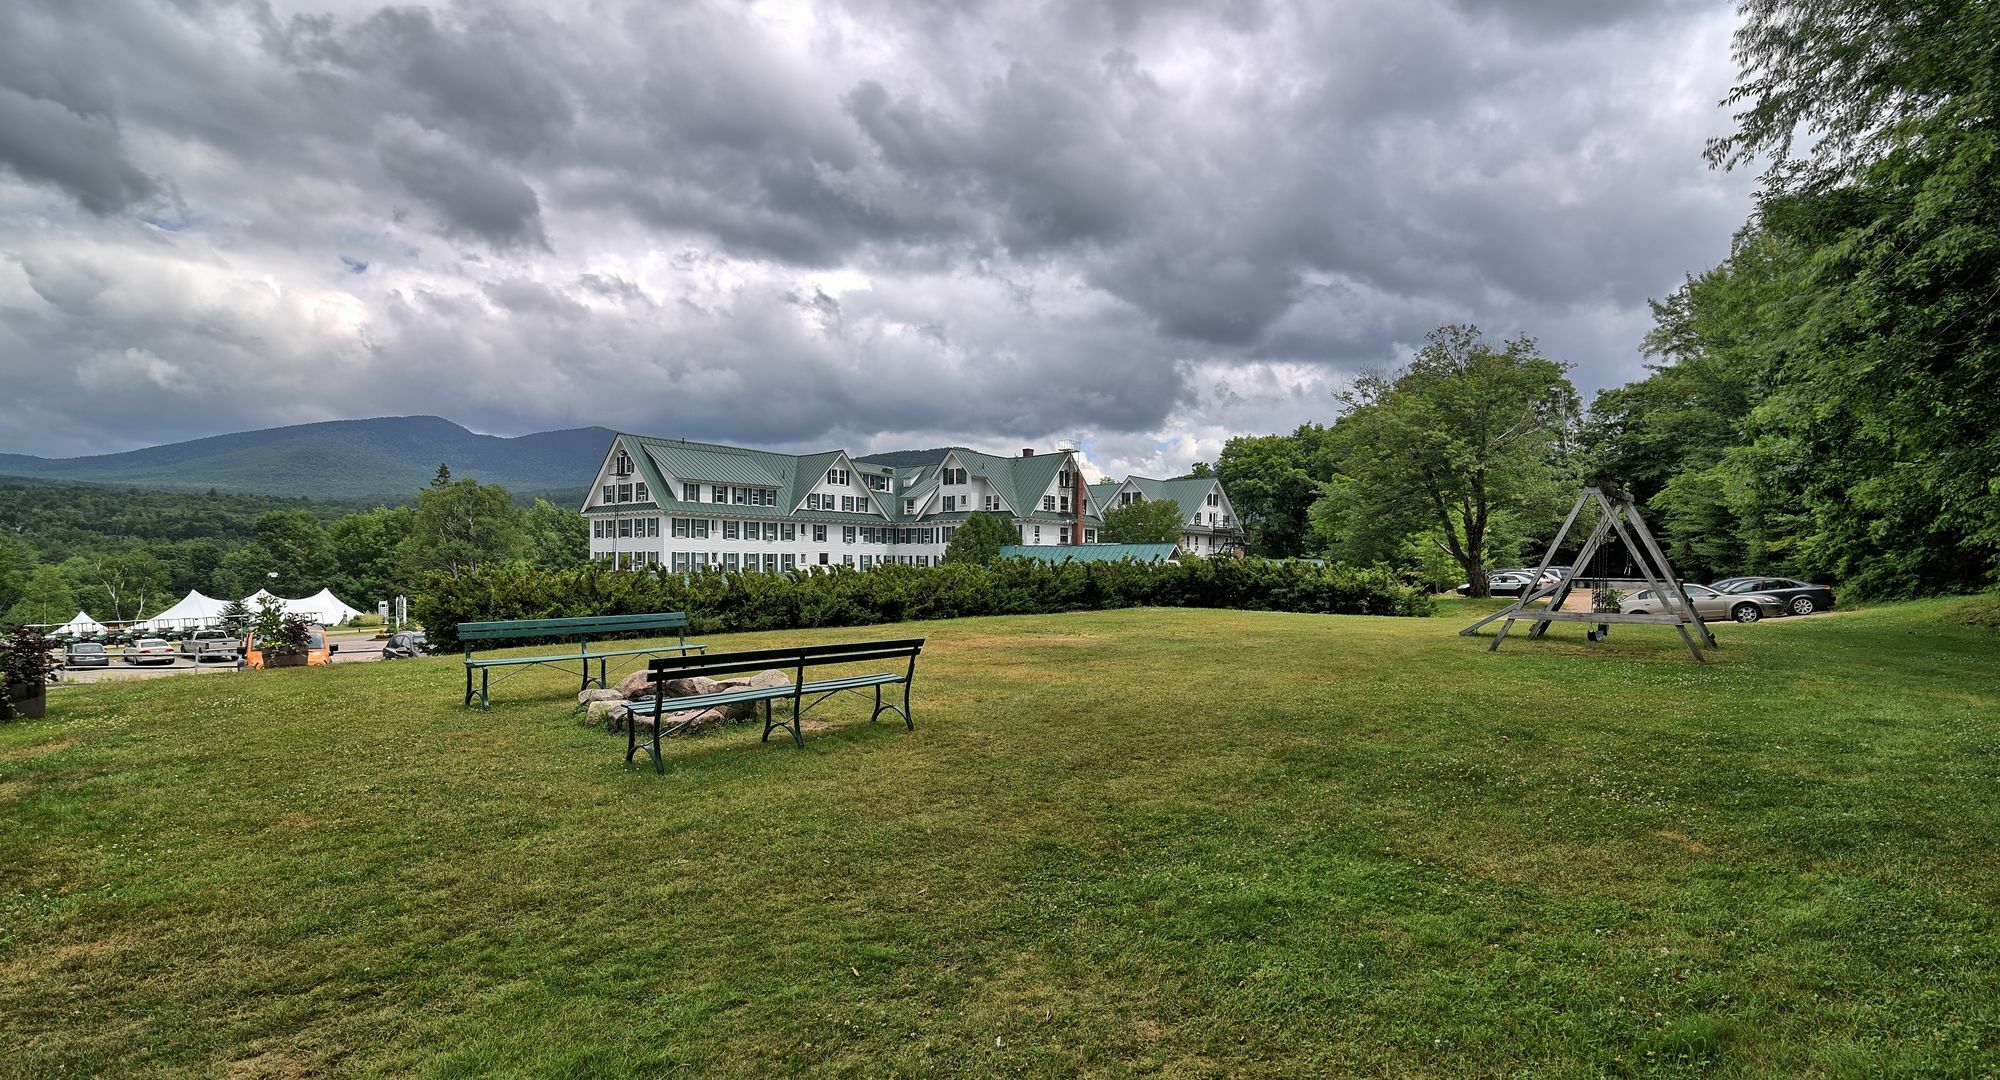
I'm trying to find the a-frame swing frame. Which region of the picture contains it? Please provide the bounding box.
[1460,485,1718,662]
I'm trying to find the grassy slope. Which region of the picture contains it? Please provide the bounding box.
[1,601,1995,1077]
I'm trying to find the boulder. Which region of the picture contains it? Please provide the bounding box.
[656,675,724,699]
[577,688,626,710]
[586,699,631,729]
[710,669,792,719]
[630,706,727,735]
[612,670,655,697]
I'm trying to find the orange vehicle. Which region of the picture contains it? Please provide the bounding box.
[241,627,339,669]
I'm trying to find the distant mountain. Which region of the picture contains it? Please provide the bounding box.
[0,416,615,503]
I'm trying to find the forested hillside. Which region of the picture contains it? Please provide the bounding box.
[0,416,609,502]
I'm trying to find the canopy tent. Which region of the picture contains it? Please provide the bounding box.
[290,589,366,626]
[52,611,106,636]
[140,590,232,630]
[242,588,366,626]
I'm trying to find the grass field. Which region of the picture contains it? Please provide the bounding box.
[3,599,1997,1076]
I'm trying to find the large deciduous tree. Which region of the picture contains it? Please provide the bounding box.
[1215,428,1329,557]
[942,512,1017,566]
[1327,325,1578,597]
[1099,498,1185,545]
[398,476,526,580]
[523,499,589,572]
[5,565,77,627]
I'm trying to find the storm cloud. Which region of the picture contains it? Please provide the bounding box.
[0,0,1754,478]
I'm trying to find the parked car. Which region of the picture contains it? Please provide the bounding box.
[64,642,111,668]
[1625,584,1785,623]
[178,629,241,663]
[123,638,177,665]
[1457,569,1560,597]
[242,628,338,669]
[380,631,428,660]
[1709,576,1835,616]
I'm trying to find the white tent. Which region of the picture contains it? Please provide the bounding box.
[242,588,366,625]
[140,590,231,630]
[291,589,366,626]
[52,611,106,636]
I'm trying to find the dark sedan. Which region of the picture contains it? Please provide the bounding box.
[1710,576,1836,616]
[381,631,429,660]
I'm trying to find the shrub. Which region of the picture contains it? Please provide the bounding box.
[413,557,1435,651]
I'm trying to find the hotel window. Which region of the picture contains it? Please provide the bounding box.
[1207,492,1220,506]
[1034,526,1042,542]
[843,526,855,543]
[646,518,660,538]
[1085,529,1096,543]
[692,520,710,539]
[1060,528,1071,544]
[1121,492,1138,505]
[705,485,721,503]
[763,489,777,506]
[591,520,603,539]
[684,483,701,502]
[860,555,873,569]
[724,553,739,571]
[1043,496,1056,511]
[1059,496,1070,512]
[615,483,631,503]
[614,450,632,474]
[764,523,779,541]
[672,553,689,572]
[618,518,633,538]
[904,499,915,515]
[672,518,688,538]
[827,467,849,486]
[782,523,795,541]
[782,554,796,571]
[1058,469,1073,488]
[868,474,888,491]
[984,495,999,511]
[601,484,614,504]
[636,482,650,501]
[723,520,739,540]
[761,554,777,573]
[818,553,829,565]
[813,525,827,542]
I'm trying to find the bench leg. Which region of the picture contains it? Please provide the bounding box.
[464,664,474,706]
[868,679,915,732]
[481,668,492,710]
[761,695,803,748]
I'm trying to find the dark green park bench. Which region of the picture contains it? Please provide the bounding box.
[459,612,705,709]
[625,638,924,773]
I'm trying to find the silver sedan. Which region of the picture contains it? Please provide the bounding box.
[1624,584,1785,623]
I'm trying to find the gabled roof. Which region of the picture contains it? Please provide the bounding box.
[1122,476,1221,524]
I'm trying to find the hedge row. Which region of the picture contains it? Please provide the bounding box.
[412,557,1436,651]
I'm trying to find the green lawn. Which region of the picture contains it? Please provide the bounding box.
[3,600,1997,1076]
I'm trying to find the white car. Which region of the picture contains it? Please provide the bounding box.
[124,638,177,665]
[1625,584,1785,623]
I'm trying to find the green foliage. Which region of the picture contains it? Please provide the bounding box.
[1322,325,1579,596]
[217,599,251,633]
[1098,498,1184,544]
[1215,427,1330,557]
[325,506,414,604]
[522,498,588,573]
[0,533,26,614]
[941,511,1018,565]
[399,477,526,580]
[4,565,77,627]
[1585,2,2000,597]
[412,559,1434,651]
[59,550,171,622]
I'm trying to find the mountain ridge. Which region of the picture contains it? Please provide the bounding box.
[0,416,614,503]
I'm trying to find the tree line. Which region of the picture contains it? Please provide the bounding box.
[0,466,586,625]
[1212,1,1998,599]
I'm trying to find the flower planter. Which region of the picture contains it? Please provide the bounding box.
[4,679,47,720]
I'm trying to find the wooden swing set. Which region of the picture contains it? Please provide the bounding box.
[1460,485,1717,662]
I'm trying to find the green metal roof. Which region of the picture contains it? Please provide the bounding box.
[998,543,1179,564]
[1122,476,1223,526]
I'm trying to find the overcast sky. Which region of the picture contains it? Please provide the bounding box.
[0,0,1754,479]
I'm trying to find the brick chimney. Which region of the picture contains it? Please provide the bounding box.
[1072,456,1086,546]
[1021,448,1034,457]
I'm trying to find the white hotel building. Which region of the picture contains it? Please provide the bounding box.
[583,435,1120,572]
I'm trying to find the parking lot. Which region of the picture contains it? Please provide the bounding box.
[52,632,390,684]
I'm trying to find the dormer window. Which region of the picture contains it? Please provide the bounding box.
[827,467,850,486]
[613,450,634,477]
[635,482,649,502]
[1057,469,1073,489]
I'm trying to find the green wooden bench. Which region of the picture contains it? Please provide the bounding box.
[625,638,924,772]
[459,613,705,709]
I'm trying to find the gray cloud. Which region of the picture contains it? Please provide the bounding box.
[0,0,1754,479]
